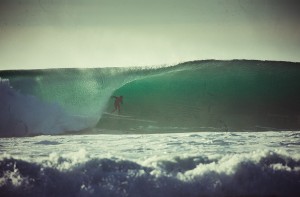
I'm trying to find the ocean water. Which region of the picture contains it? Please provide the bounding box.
[0,132,300,197]
[1,60,300,196]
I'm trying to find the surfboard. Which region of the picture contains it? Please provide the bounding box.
[103,112,156,123]
[103,112,132,118]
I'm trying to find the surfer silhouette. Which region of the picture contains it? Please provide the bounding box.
[111,96,123,114]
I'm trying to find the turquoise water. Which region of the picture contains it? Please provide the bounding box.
[103,60,300,132]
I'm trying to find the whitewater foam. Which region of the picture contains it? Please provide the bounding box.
[0,132,300,196]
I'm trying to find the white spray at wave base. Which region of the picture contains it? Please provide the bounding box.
[0,78,99,136]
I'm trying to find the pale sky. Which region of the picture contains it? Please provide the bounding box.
[0,0,299,70]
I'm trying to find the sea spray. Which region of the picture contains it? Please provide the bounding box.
[0,77,97,136]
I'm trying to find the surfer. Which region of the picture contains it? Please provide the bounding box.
[111,96,123,114]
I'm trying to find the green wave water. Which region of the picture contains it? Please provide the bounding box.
[1,60,300,136]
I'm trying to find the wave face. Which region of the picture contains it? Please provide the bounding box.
[1,60,300,136]
[98,60,300,132]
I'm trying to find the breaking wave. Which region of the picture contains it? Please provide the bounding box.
[1,60,300,136]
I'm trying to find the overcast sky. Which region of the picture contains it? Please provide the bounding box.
[0,0,299,70]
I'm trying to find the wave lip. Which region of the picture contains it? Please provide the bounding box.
[0,150,299,197]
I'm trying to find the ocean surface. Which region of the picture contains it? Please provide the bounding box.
[1,60,300,196]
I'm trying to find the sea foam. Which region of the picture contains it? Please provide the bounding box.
[0,149,299,197]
